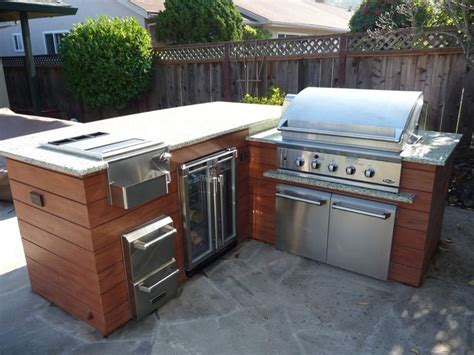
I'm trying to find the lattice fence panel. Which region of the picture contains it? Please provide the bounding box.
[155,45,225,61]
[349,30,460,52]
[1,55,60,67]
[230,36,340,58]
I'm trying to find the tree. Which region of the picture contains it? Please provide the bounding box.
[349,0,444,32]
[155,0,243,44]
[242,25,272,40]
[368,0,473,68]
[60,16,153,109]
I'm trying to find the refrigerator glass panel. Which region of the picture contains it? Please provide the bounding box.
[186,168,213,264]
[215,159,235,244]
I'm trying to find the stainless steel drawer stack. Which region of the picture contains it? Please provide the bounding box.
[122,215,179,320]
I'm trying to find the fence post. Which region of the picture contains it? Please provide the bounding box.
[337,34,348,88]
[223,42,231,101]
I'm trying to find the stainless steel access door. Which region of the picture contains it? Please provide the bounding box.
[327,194,397,280]
[275,184,331,263]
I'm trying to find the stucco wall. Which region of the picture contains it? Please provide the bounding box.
[0,59,9,108]
[0,0,145,57]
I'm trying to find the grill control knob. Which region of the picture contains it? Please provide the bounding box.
[345,166,356,175]
[328,162,338,172]
[311,159,321,169]
[364,168,375,178]
[295,157,305,167]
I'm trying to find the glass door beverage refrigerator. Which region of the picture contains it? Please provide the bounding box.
[179,148,237,272]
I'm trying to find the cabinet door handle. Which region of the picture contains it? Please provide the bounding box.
[133,228,176,251]
[138,268,180,293]
[276,192,326,206]
[332,203,390,219]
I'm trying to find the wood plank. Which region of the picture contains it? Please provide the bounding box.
[14,200,93,251]
[19,220,96,273]
[392,226,426,251]
[103,301,131,336]
[400,168,436,193]
[26,256,102,314]
[249,146,277,167]
[10,180,91,227]
[390,245,424,270]
[5,159,106,204]
[402,161,437,172]
[396,208,430,232]
[388,262,423,287]
[29,268,108,335]
[399,189,432,213]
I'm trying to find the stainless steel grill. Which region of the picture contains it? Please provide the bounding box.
[277,87,424,192]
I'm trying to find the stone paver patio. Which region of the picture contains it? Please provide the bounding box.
[0,201,473,354]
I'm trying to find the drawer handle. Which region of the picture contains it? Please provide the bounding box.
[138,269,180,293]
[276,192,326,206]
[133,228,177,251]
[30,191,44,207]
[332,203,390,220]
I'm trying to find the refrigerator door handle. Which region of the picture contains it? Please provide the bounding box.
[211,176,219,250]
[218,174,226,245]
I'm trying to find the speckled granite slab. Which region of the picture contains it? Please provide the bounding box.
[0,102,281,177]
[264,170,416,204]
[248,129,462,166]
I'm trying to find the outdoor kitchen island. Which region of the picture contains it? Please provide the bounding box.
[0,101,461,336]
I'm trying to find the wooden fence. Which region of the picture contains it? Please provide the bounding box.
[2,28,473,142]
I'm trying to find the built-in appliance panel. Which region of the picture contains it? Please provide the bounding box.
[326,194,397,280]
[275,184,331,263]
[122,216,177,282]
[131,259,179,320]
[278,146,402,190]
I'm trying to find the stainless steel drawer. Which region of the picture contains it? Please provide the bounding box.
[131,259,179,320]
[123,215,176,282]
[275,184,331,263]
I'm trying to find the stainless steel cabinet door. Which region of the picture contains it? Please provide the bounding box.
[327,194,397,280]
[275,185,331,263]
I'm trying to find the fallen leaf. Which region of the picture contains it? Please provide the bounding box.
[438,246,449,252]
[410,347,420,354]
[443,238,455,244]
[468,280,474,286]
[357,302,370,305]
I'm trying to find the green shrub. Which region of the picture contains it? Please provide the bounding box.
[349,0,439,32]
[243,86,285,106]
[242,25,272,40]
[60,16,153,109]
[155,0,243,44]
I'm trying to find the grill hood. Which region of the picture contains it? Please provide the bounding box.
[278,87,423,152]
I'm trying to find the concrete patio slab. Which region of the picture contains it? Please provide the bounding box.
[0,202,473,355]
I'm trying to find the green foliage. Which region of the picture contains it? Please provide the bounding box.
[243,86,285,106]
[242,25,272,40]
[60,16,153,109]
[155,0,243,44]
[349,0,450,32]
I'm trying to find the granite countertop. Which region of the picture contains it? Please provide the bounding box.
[248,129,462,166]
[0,102,281,177]
[264,170,415,204]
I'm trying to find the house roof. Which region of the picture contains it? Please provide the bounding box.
[234,0,352,32]
[0,0,77,21]
[129,0,164,15]
[129,0,351,32]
